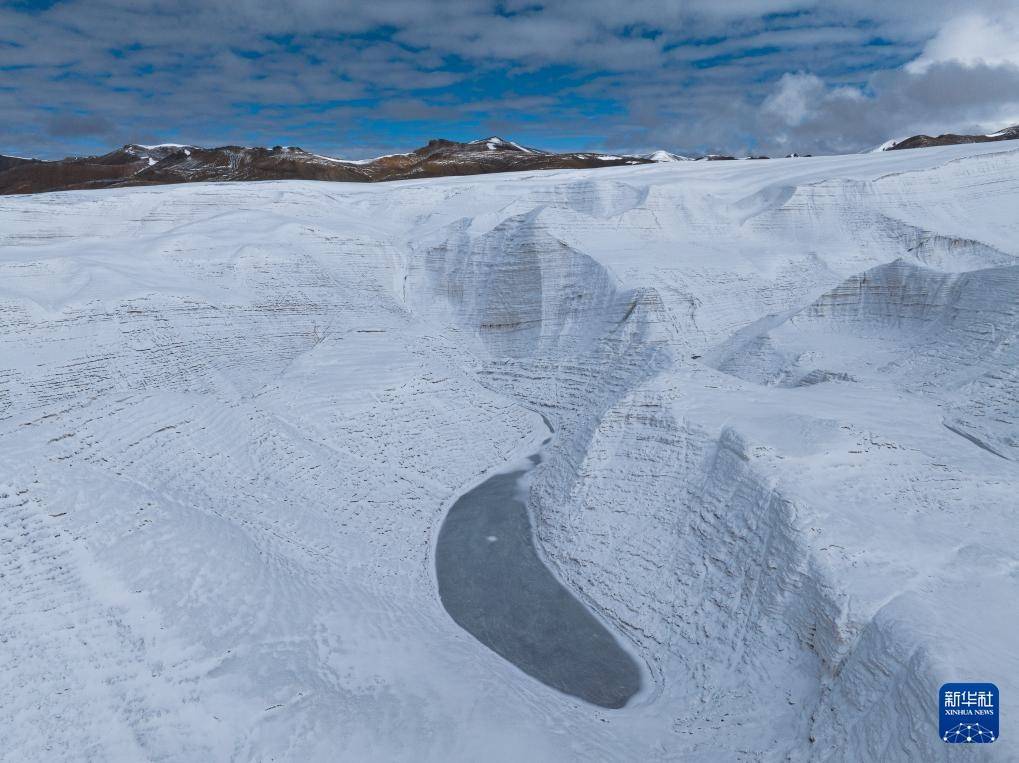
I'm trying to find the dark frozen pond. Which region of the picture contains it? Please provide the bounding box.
[435,455,641,709]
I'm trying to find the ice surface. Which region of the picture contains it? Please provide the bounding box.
[435,454,642,709]
[0,139,1017,761]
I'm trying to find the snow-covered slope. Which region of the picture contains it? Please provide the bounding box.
[643,150,694,162]
[1,140,1016,761]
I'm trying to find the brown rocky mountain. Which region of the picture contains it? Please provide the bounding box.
[0,155,40,173]
[0,137,650,195]
[886,124,1019,151]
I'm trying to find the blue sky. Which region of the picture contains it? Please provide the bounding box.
[2,1,1018,159]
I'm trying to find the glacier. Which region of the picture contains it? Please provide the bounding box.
[0,140,1016,761]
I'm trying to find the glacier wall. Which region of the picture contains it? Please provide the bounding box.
[398,146,1019,760]
[1,140,1017,761]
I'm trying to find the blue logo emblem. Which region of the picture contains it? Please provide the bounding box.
[940,683,999,743]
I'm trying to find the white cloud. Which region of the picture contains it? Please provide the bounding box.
[906,12,1019,72]
[761,72,826,126]
[4,0,1019,159]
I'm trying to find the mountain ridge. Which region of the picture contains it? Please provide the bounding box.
[8,124,1019,195]
[885,124,1019,150]
[0,137,651,195]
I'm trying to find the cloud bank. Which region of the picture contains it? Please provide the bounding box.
[1,1,1017,158]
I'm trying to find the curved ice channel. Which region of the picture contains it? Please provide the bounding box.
[435,451,642,709]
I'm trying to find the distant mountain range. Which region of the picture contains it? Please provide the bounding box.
[4,125,1018,194]
[0,138,652,195]
[882,124,1019,151]
[0,137,811,195]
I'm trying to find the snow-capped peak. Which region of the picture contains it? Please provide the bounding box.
[468,136,535,153]
[871,138,904,152]
[642,150,693,162]
[985,124,1019,138]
